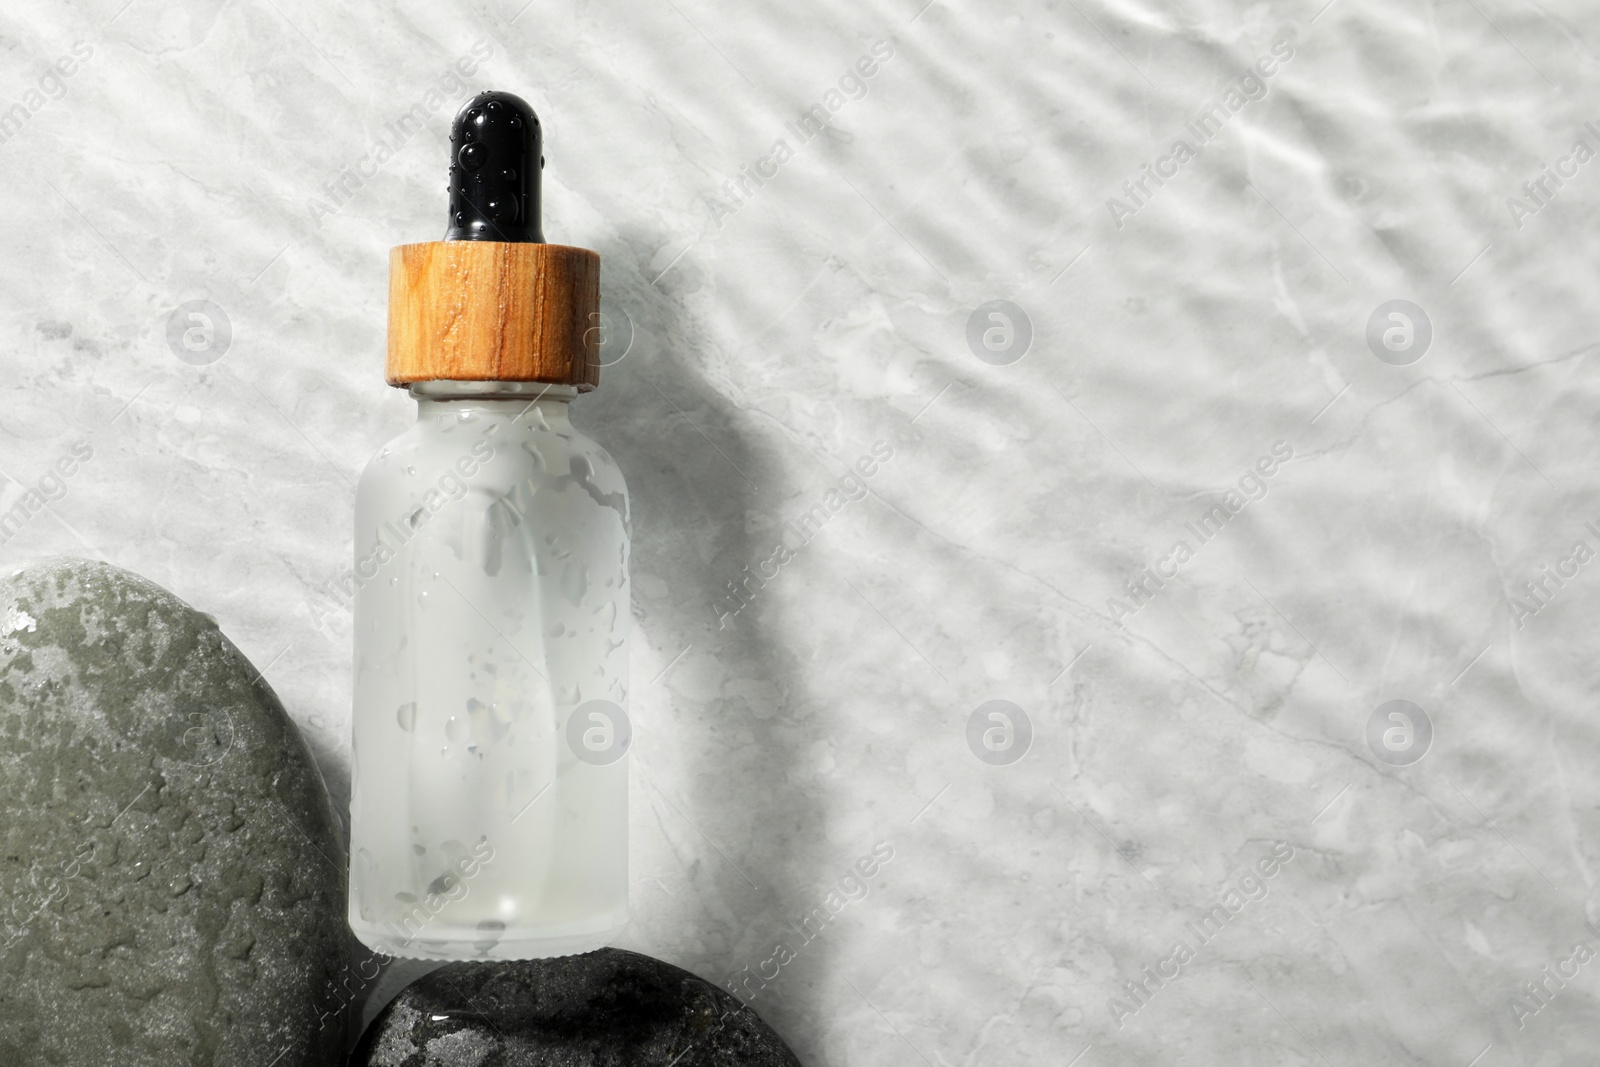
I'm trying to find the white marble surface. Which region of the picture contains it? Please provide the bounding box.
[3,0,1600,1062]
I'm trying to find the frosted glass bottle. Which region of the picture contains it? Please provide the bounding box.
[348,381,630,959]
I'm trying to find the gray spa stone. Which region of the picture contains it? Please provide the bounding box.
[354,949,801,1066]
[0,557,345,1065]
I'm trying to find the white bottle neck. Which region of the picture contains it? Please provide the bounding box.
[408,380,578,425]
[407,380,579,402]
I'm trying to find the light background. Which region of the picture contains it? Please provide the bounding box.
[2,0,1600,1062]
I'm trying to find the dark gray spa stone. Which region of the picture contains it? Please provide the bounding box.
[353,949,801,1066]
[0,558,345,1065]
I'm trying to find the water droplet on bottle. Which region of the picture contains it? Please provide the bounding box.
[561,562,588,604]
[473,918,506,953]
[445,715,469,744]
[396,703,417,731]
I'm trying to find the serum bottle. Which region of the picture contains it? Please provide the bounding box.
[348,90,630,960]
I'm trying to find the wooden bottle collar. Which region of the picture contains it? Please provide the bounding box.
[386,240,601,390]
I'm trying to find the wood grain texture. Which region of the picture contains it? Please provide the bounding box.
[386,241,601,388]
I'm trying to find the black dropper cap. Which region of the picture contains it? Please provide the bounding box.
[445,90,543,243]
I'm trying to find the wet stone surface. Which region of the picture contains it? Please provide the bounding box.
[0,557,346,1065]
[354,948,801,1066]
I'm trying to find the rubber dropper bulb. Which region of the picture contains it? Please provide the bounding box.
[445,90,544,242]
